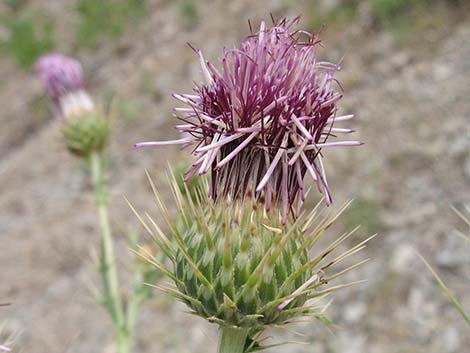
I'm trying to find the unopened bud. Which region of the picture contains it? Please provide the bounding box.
[62,110,109,157]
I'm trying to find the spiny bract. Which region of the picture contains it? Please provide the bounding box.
[174,199,310,328]
[132,173,372,342]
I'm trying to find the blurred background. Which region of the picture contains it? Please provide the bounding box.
[0,0,469,352]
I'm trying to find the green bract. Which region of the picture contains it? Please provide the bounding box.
[175,200,310,328]
[131,173,373,350]
[62,111,110,157]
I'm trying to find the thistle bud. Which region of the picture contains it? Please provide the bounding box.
[35,53,109,157]
[61,110,109,157]
[133,175,372,349]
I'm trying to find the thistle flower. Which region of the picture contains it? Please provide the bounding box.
[130,173,373,351]
[35,53,94,119]
[136,18,361,222]
[35,53,109,157]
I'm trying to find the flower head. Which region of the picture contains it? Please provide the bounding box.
[133,173,372,349]
[137,18,361,222]
[36,53,108,157]
[35,53,94,119]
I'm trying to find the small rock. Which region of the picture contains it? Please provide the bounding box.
[336,332,366,353]
[433,63,453,80]
[390,52,410,71]
[436,231,470,268]
[343,301,367,323]
[443,326,460,352]
[390,243,416,274]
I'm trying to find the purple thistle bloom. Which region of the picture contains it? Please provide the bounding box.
[137,17,362,222]
[35,53,94,119]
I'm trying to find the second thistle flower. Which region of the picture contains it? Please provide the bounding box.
[36,53,109,158]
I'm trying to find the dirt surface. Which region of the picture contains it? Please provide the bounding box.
[1,1,469,352]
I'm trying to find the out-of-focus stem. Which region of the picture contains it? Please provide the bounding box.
[90,151,130,353]
[217,326,248,353]
[125,269,145,346]
[416,251,470,326]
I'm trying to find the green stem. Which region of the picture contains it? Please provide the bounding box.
[117,332,131,353]
[217,326,248,353]
[90,152,129,353]
[125,269,145,345]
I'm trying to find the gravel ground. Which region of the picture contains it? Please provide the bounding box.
[0,1,469,352]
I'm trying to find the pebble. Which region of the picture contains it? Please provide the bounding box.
[343,302,367,323]
[390,243,416,274]
[443,326,460,352]
[436,231,470,268]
